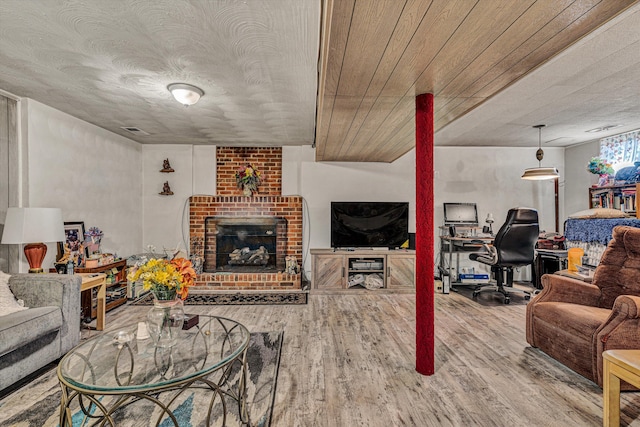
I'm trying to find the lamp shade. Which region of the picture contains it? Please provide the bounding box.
[521,167,560,180]
[1,207,65,244]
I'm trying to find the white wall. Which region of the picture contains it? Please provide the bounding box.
[283,146,416,276]
[141,144,565,279]
[24,99,142,272]
[434,146,564,279]
[565,140,599,218]
[17,100,571,282]
[141,145,216,257]
[434,146,564,233]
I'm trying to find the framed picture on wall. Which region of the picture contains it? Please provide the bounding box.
[57,221,88,263]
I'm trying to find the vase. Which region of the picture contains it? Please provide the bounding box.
[243,187,252,197]
[146,296,184,348]
[84,233,103,254]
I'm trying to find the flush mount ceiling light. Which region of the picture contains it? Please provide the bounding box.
[167,83,204,106]
[521,124,559,180]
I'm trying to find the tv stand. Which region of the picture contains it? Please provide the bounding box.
[311,248,415,291]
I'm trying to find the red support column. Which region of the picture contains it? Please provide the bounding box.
[415,93,435,375]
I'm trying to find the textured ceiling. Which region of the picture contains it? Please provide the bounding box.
[0,0,320,146]
[1,0,640,161]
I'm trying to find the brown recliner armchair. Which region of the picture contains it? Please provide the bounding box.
[526,225,640,388]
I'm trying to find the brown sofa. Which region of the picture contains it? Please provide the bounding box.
[526,225,640,388]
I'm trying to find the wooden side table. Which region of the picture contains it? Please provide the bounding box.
[78,273,107,331]
[554,268,594,283]
[603,349,640,427]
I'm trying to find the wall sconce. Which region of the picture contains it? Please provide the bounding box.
[167,83,204,106]
[521,124,559,180]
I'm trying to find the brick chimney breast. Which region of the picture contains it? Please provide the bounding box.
[216,147,282,196]
[189,147,301,291]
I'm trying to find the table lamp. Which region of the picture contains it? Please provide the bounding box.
[1,207,65,273]
[485,213,495,235]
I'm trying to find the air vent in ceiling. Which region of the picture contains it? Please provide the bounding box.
[585,125,622,133]
[544,137,572,145]
[120,126,150,136]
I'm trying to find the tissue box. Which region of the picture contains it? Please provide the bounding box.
[182,314,199,330]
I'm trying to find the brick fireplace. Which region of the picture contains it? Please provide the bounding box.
[189,147,302,290]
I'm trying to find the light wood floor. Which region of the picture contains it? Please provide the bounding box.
[95,289,640,426]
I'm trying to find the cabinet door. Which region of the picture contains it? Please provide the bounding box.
[387,255,415,289]
[313,255,345,289]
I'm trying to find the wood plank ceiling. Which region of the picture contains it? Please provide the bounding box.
[316,0,638,163]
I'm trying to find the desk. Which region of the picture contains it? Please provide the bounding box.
[534,249,568,289]
[78,273,106,331]
[439,235,493,293]
[554,268,594,283]
[603,350,640,427]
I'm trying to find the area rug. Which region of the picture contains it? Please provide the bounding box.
[0,331,283,427]
[132,291,308,306]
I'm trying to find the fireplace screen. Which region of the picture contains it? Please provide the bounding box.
[205,217,287,272]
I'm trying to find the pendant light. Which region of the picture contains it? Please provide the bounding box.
[521,124,559,180]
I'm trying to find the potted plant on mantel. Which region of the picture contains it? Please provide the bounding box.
[235,164,261,196]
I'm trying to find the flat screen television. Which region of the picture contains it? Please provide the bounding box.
[331,202,409,248]
[443,202,478,226]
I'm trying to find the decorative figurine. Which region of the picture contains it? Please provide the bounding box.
[285,256,299,275]
[160,159,174,173]
[160,181,174,195]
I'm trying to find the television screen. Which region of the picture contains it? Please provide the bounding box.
[443,202,478,225]
[331,202,409,248]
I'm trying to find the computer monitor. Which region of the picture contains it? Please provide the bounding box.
[443,203,479,226]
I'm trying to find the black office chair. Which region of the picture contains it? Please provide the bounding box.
[469,207,539,304]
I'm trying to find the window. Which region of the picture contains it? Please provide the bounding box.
[600,129,640,170]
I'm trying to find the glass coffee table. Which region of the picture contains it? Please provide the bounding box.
[57,315,250,426]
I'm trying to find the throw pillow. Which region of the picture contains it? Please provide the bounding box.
[568,208,629,219]
[0,270,28,316]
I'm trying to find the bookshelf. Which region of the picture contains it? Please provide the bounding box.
[75,259,128,318]
[589,183,640,218]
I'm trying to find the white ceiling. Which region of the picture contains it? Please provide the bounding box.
[1,1,639,153]
[0,0,320,146]
[435,2,640,148]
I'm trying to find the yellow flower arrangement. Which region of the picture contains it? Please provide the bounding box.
[127,257,196,300]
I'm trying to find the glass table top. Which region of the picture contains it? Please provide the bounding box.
[58,315,249,392]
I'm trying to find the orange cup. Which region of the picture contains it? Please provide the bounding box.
[568,248,584,272]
